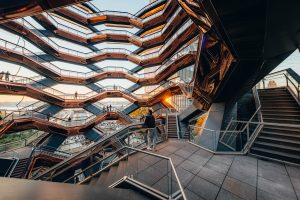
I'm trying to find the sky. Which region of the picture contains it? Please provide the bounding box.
[91,0,150,14]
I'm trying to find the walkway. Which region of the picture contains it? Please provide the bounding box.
[154,140,300,200]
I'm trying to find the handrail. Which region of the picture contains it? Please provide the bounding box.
[0,33,196,80]
[32,121,149,180]
[15,16,193,60]
[67,0,169,22]
[75,146,187,200]
[0,73,181,102]
[39,5,181,43]
[258,68,300,103]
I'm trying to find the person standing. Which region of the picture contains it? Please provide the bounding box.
[0,71,4,80]
[143,109,157,151]
[74,91,78,99]
[5,71,10,81]
[109,104,112,112]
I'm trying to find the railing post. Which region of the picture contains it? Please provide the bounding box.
[247,124,249,141]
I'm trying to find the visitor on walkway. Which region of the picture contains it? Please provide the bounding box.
[143,109,157,151]
[74,91,78,99]
[107,105,109,112]
[5,71,10,81]
[109,104,112,112]
[47,113,50,121]
[103,106,106,112]
[0,71,4,80]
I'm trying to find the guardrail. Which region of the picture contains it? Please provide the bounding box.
[33,122,164,180]
[257,68,300,103]
[65,146,187,200]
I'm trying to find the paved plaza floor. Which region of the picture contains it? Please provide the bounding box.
[154,140,300,200]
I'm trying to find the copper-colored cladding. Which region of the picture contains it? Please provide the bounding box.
[176,0,212,33]
[31,9,187,47]
[55,0,177,30]
[0,80,181,108]
[192,34,235,111]
[0,0,88,24]
[0,43,195,84]
[0,112,132,137]
[2,21,197,65]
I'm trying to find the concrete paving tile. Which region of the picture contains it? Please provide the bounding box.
[258,165,292,187]
[290,177,300,199]
[169,153,185,166]
[135,166,166,187]
[286,165,300,179]
[151,175,179,195]
[174,149,194,158]
[187,176,220,200]
[216,189,244,200]
[174,167,195,187]
[178,159,203,175]
[257,176,297,200]
[258,160,287,176]
[197,166,226,187]
[234,155,258,167]
[181,143,199,153]
[204,159,230,174]
[163,145,180,153]
[222,176,256,200]
[142,155,163,166]
[194,148,213,158]
[210,155,235,166]
[155,148,173,156]
[228,161,257,187]
[152,159,169,171]
[257,189,292,200]
[184,189,205,200]
[188,153,210,167]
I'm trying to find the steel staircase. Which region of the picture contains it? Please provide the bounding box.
[10,158,31,178]
[250,87,300,164]
[167,114,178,138]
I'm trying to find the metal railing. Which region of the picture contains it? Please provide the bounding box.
[40,6,181,43]
[14,16,193,61]
[67,0,169,23]
[68,146,187,200]
[0,35,196,80]
[32,122,164,180]
[189,86,263,153]
[257,68,300,103]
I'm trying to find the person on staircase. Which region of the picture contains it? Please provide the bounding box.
[143,109,157,151]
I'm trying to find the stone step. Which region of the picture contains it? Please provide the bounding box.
[250,147,300,164]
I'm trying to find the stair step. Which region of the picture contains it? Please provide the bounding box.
[261,110,300,115]
[254,141,300,154]
[250,147,300,164]
[261,130,300,139]
[261,106,300,111]
[89,177,98,185]
[262,113,300,120]
[96,171,108,186]
[113,161,127,183]
[257,136,300,147]
[263,125,300,134]
[263,117,300,125]
[103,166,118,186]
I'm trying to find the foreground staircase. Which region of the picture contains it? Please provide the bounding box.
[83,152,174,199]
[250,87,300,164]
[10,158,31,178]
[167,114,178,138]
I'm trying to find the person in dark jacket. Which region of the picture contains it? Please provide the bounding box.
[143,109,157,151]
